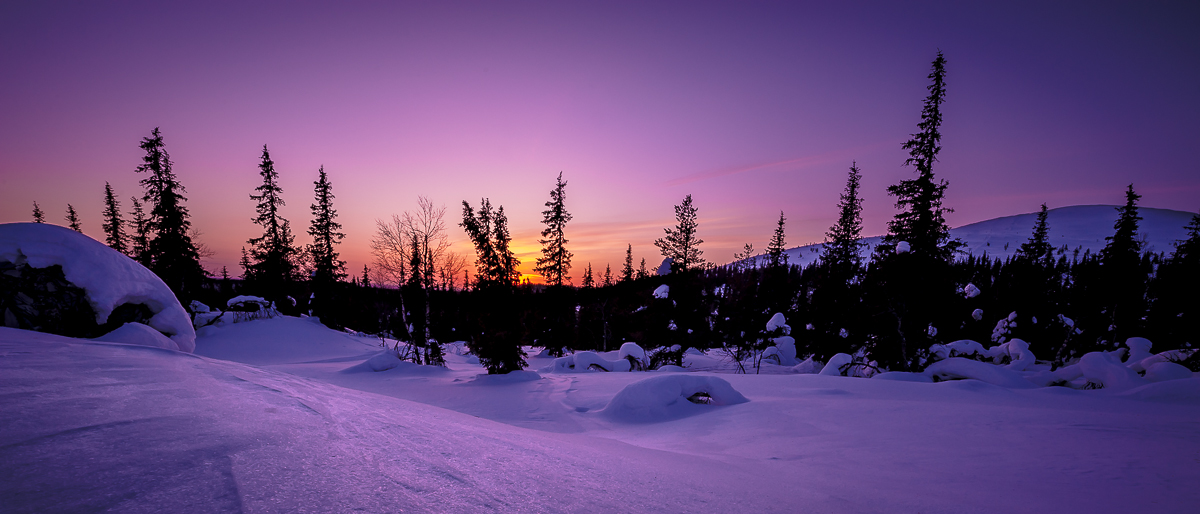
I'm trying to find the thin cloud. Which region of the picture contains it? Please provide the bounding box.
[662,139,898,187]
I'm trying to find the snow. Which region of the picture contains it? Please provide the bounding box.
[819,353,852,375]
[0,222,195,352]
[963,283,981,298]
[765,312,790,334]
[652,284,669,299]
[925,358,1039,389]
[1079,352,1148,391]
[601,374,749,423]
[617,341,647,368]
[93,322,181,351]
[226,295,270,308]
[1124,337,1154,371]
[895,240,910,253]
[1144,361,1193,382]
[3,317,1200,513]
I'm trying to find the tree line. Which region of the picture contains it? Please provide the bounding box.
[25,52,1200,373]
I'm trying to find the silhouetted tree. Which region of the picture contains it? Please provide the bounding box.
[307,166,346,285]
[129,197,151,266]
[101,182,129,255]
[765,211,788,268]
[1017,203,1053,262]
[65,204,82,232]
[582,263,595,288]
[535,172,573,287]
[655,194,706,273]
[135,127,205,298]
[246,145,300,298]
[31,202,45,223]
[821,162,865,275]
[621,245,635,282]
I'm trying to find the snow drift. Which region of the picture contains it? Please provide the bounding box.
[602,375,748,422]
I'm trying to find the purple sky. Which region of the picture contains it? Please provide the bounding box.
[2,1,1197,283]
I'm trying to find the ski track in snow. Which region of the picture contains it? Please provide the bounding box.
[3,316,1200,513]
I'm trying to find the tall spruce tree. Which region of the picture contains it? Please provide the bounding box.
[603,264,613,287]
[1017,203,1053,262]
[461,199,501,286]
[101,182,129,255]
[65,204,82,232]
[32,202,45,223]
[1174,211,1200,264]
[361,264,371,288]
[534,172,573,286]
[135,127,205,298]
[307,166,346,284]
[822,163,866,274]
[1101,185,1144,266]
[246,145,300,296]
[621,244,634,282]
[637,258,648,279]
[582,263,595,288]
[458,198,526,374]
[766,211,788,268]
[654,194,706,272]
[129,197,151,266]
[883,52,960,260]
[494,206,520,286]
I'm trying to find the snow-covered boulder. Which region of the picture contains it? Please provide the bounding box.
[652,284,669,299]
[1144,362,1192,382]
[820,353,853,376]
[602,375,748,423]
[93,322,181,351]
[618,342,648,370]
[1079,352,1147,391]
[0,223,195,352]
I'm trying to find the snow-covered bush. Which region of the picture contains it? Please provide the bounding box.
[548,351,631,373]
[618,342,648,370]
[226,295,279,323]
[0,223,195,352]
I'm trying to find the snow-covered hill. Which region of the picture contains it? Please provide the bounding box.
[775,205,1196,268]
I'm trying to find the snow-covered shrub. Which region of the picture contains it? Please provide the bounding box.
[618,342,648,370]
[548,351,631,372]
[820,353,853,376]
[601,375,748,423]
[1078,352,1147,391]
[648,344,685,369]
[226,295,279,323]
[0,223,195,352]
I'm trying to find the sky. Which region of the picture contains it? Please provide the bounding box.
[2,1,1197,284]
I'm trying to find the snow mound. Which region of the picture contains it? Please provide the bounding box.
[0,223,195,352]
[1124,337,1154,371]
[1119,377,1200,403]
[618,342,648,369]
[549,351,632,372]
[340,350,404,372]
[820,353,853,376]
[924,358,1037,389]
[93,322,182,351]
[652,284,670,299]
[1079,352,1147,391]
[765,312,790,334]
[873,372,933,383]
[1144,362,1192,383]
[602,375,748,423]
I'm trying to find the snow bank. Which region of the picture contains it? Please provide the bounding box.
[0,223,195,352]
[602,375,748,423]
[467,370,542,384]
[873,372,934,383]
[924,358,1037,389]
[93,322,181,351]
[1144,362,1192,382]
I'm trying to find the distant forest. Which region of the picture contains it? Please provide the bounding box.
[27,52,1200,374]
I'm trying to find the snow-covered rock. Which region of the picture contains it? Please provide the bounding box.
[602,375,748,423]
[0,223,195,352]
[820,353,853,376]
[93,322,182,351]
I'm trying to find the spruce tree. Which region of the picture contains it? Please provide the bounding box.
[494,206,520,286]
[1017,203,1053,262]
[362,264,371,288]
[460,199,501,286]
[654,194,706,272]
[246,145,300,296]
[65,204,82,232]
[101,182,129,255]
[1174,211,1200,264]
[766,211,788,268]
[822,162,866,273]
[307,166,346,285]
[534,172,573,287]
[621,244,634,282]
[459,198,526,374]
[136,127,205,298]
[1101,184,1144,266]
[582,263,595,288]
[32,202,45,223]
[882,52,961,260]
[129,197,151,266]
[603,264,613,287]
[637,258,648,279]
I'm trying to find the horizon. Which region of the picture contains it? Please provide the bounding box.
[3,1,1198,284]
